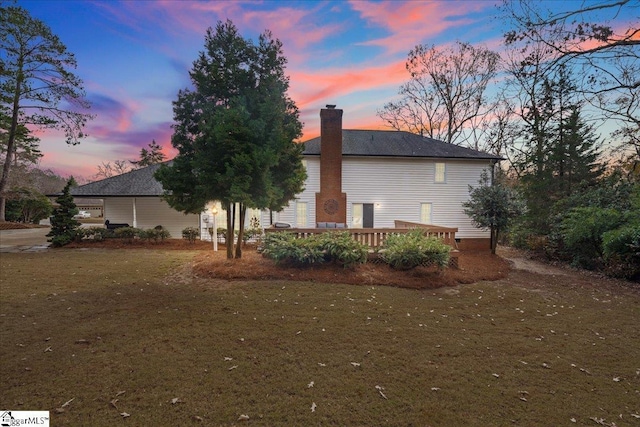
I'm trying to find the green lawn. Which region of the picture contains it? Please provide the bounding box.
[1,249,638,426]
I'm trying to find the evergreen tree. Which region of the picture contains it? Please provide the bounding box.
[516,66,603,234]
[0,5,92,221]
[516,75,557,233]
[131,140,166,167]
[463,171,525,254]
[47,178,80,247]
[550,106,603,197]
[155,20,305,259]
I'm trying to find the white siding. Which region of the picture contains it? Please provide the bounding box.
[104,197,199,239]
[200,204,273,241]
[263,157,320,227]
[275,156,493,239]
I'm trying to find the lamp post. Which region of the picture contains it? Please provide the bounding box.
[212,207,218,252]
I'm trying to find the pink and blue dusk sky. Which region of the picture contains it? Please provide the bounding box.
[19,0,629,180]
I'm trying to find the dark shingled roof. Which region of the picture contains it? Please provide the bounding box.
[303,129,502,160]
[71,131,500,197]
[71,162,167,197]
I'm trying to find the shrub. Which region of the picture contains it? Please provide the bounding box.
[208,227,232,242]
[243,217,263,245]
[82,226,110,241]
[380,230,451,270]
[6,188,53,224]
[261,232,322,266]
[49,233,74,248]
[138,227,171,243]
[315,231,368,268]
[602,225,640,279]
[182,227,200,243]
[506,221,535,250]
[261,231,368,268]
[157,227,171,241]
[114,226,140,243]
[243,227,263,244]
[560,207,623,269]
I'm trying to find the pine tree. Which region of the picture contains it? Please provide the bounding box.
[550,106,603,197]
[0,5,92,221]
[46,178,80,247]
[131,140,166,167]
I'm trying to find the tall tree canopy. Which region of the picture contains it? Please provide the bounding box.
[378,41,499,150]
[502,0,639,175]
[504,52,604,233]
[0,4,92,221]
[155,20,305,259]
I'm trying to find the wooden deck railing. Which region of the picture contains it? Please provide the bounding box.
[265,221,459,250]
[393,221,459,249]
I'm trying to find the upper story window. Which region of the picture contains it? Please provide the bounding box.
[435,162,446,183]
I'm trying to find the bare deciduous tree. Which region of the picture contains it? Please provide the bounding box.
[93,160,133,180]
[503,0,639,94]
[378,41,500,150]
[502,0,639,168]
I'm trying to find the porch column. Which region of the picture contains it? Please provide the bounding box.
[132,197,137,228]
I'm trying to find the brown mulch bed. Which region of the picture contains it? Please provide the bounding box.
[65,238,510,290]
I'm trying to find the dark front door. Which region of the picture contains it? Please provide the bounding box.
[363,203,374,228]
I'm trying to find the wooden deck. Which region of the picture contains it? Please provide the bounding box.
[264,221,460,267]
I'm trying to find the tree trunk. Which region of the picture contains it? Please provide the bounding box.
[490,227,498,255]
[235,204,246,259]
[225,204,234,259]
[0,56,25,222]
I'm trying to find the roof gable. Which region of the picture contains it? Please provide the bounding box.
[303,130,502,160]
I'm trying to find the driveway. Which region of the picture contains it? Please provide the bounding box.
[0,227,51,252]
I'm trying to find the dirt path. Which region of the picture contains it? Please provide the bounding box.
[498,247,571,276]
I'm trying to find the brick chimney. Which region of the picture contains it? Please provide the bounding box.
[315,105,347,225]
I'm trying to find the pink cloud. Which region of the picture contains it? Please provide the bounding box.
[86,94,137,136]
[91,1,344,82]
[349,0,491,54]
[290,60,407,110]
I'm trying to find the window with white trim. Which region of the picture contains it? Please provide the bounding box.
[420,203,432,224]
[435,162,446,183]
[296,202,307,227]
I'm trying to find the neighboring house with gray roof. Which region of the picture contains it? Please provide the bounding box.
[70,162,200,239]
[71,108,502,249]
